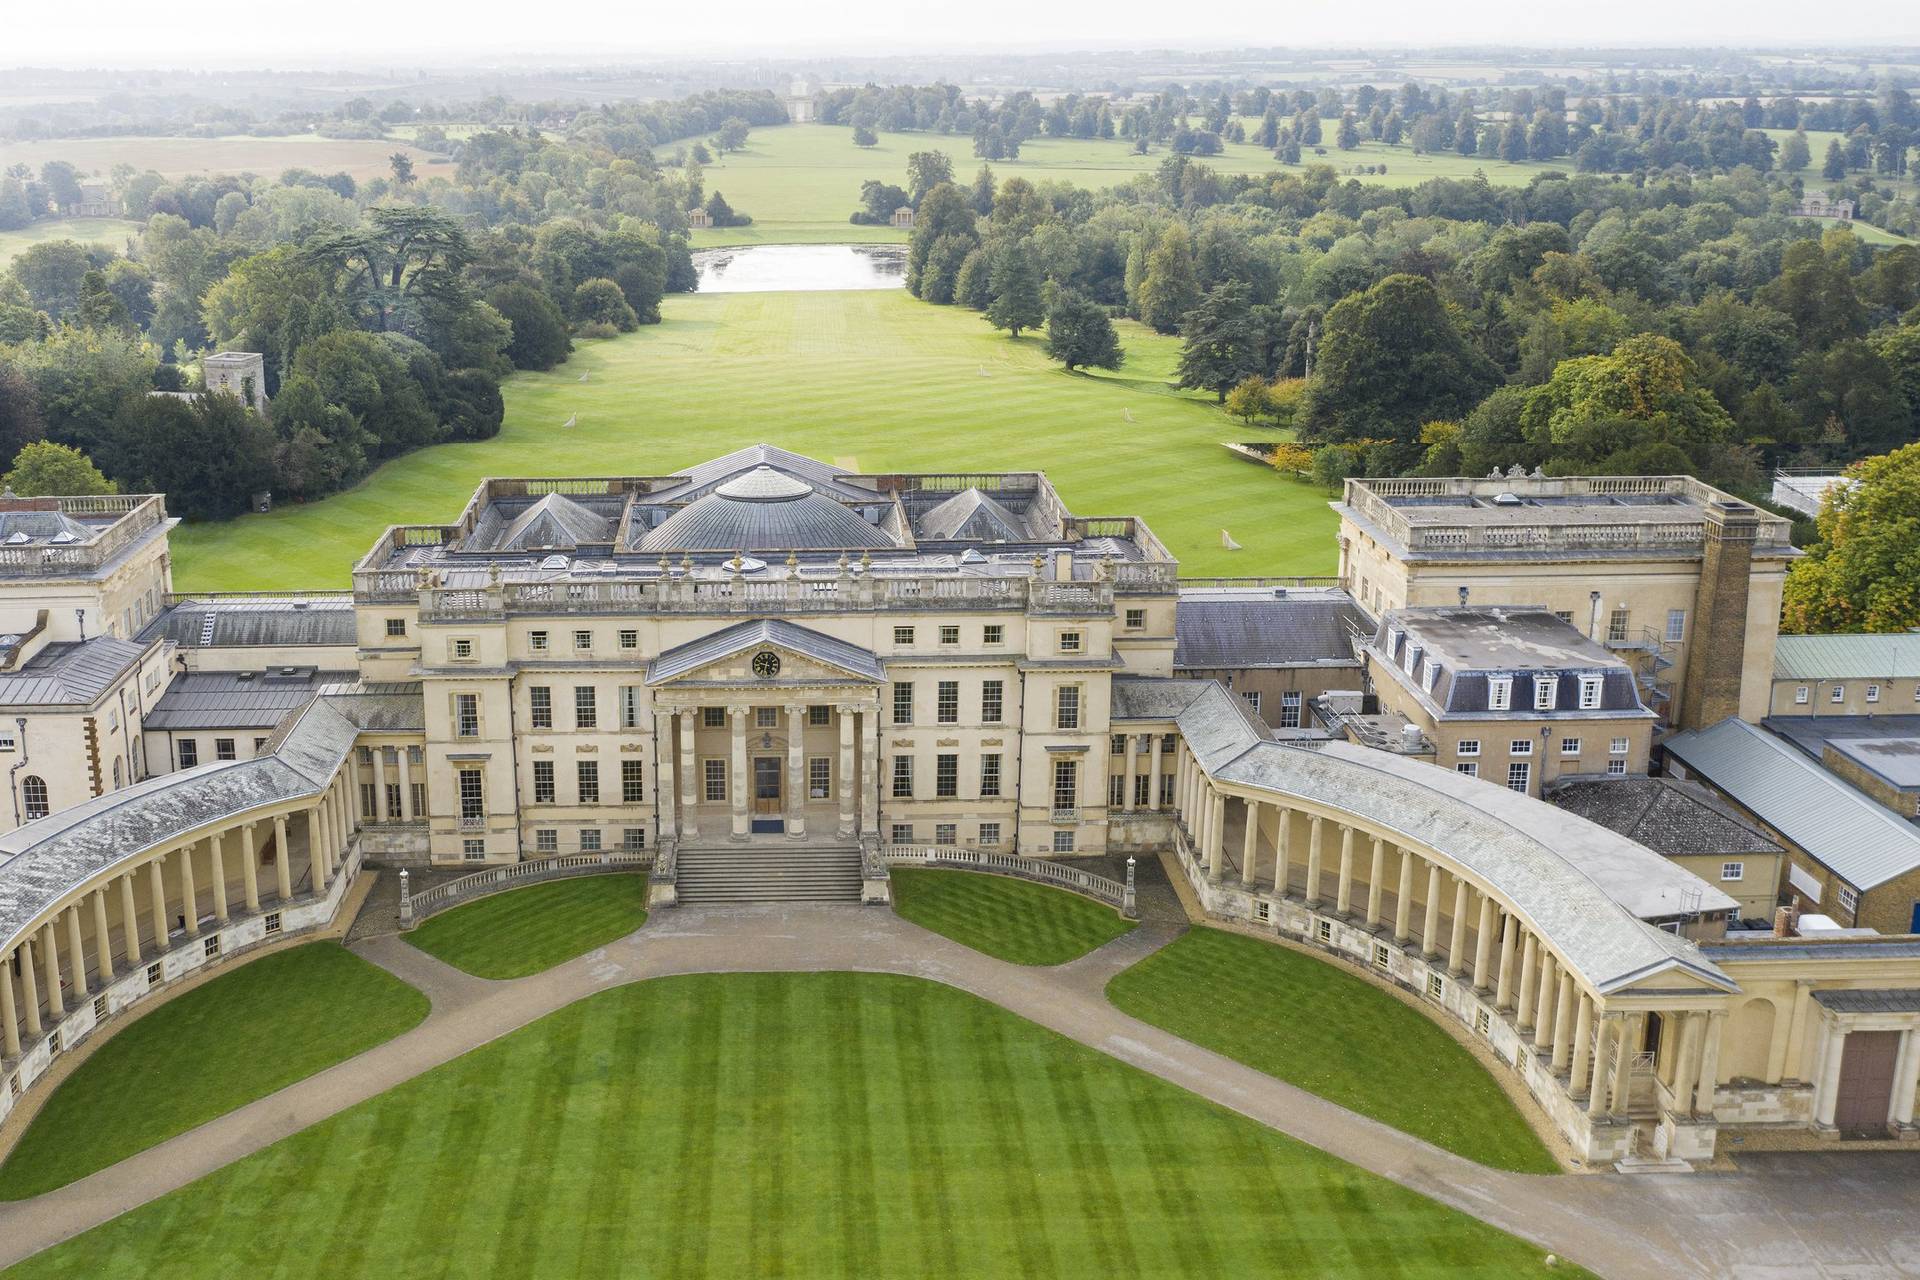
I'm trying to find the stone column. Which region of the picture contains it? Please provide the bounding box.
[147,853,170,946]
[655,713,678,839]
[680,710,700,839]
[1890,1026,1920,1128]
[307,810,325,894]
[18,938,39,1036]
[1533,952,1558,1051]
[1393,850,1415,944]
[396,747,414,822]
[1205,791,1226,882]
[1274,804,1293,897]
[179,842,199,938]
[836,705,856,838]
[1587,1016,1615,1116]
[1447,879,1470,976]
[860,709,880,833]
[1421,864,1443,957]
[1611,1014,1645,1117]
[64,908,87,999]
[1814,1021,1849,1128]
[0,946,19,1056]
[1551,972,1576,1070]
[1122,734,1138,812]
[349,749,365,823]
[273,816,292,901]
[91,890,113,982]
[209,832,229,923]
[1305,815,1325,908]
[1671,1013,1703,1117]
[41,922,63,1019]
[1335,825,1355,916]
[1695,1012,1726,1118]
[728,707,750,839]
[240,824,260,913]
[119,873,142,965]
[786,703,807,839]
[1472,895,1496,990]
[1516,932,1539,1033]
[1239,799,1260,888]
[1147,734,1163,811]
[1780,980,1816,1082]
[1570,995,1595,1096]
[1365,836,1384,927]
[1495,914,1518,1010]
[373,747,391,822]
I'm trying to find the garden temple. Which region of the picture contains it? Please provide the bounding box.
[1,446,1917,1166]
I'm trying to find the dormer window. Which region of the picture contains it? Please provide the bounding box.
[1403,644,1418,676]
[1488,677,1512,712]
[1578,675,1603,709]
[1424,662,1441,693]
[1534,679,1557,711]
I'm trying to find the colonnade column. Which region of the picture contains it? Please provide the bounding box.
[836,705,856,838]
[148,853,170,946]
[1205,790,1226,882]
[64,909,86,1000]
[1365,836,1384,927]
[0,948,18,1056]
[40,923,62,1019]
[1694,1012,1726,1118]
[1670,1013,1704,1118]
[1533,951,1558,1051]
[91,890,113,984]
[396,747,414,822]
[1551,971,1576,1069]
[1239,800,1259,888]
[209,833,229,923]
[1392,849,1414,944]
[1147,733,1163,811]
[179,841,199,938]
[785,703,807,839]
[1447,880,1470,976]
[1888,1026,1920,1129]
[860,708,880,834]
[18,938,39,1036]
[240,824,260,913]
[1516,931,1539,1032]
[1587,1015,1616,1115]
[1273,803,1292,896]
[1611,1014,1645,1117]
[1304,815,1325,908]
[1420,864,1443,957]
[1122,734,1138,812]
[680,711,699,840]
[728,706,749,840]
[1335,824,1354,916]
[306,810,325,896]
[1472,896,1496,989]
[656,712,678,839]
[273,816,292,901]
[1814,1022,1850,1128]
[372,747,390,822]
[119,873,142,965]
[1570,995,1595,1095]
[1495,914,1518,1010]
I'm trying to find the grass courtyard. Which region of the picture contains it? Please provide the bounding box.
[889,868,1134,965]
[169,288,1335,591]
[0,217,143,268]
[1,973,1568,1278]
[0,943,428,1201]
[403,874,649,979]
[1107,929,1558,1174]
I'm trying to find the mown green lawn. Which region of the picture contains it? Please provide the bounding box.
[404,874,649,979]
[0,943,427,1200]
[1107,929,1558,1174]
[0,217,143,267]
[2,973,1569,1278]
[889,868,1133,965]
[169,288,1333,590]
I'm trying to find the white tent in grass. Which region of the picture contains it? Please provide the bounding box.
[1221,529,1242,550]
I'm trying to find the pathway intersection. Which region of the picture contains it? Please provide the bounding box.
[0,904,1916,1278]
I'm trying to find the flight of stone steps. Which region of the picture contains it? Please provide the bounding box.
[674,843,863,904]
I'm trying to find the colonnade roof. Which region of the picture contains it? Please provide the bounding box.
[0,699,357,956]
[1167,680,1738,996]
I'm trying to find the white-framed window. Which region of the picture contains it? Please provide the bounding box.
[938,681,960,724]
[1507,762,1531,792]
[704,759,726,801]
[1255,900,1272,923]
[451,637,475,661]
[1052,758,1078,811]
[1456,762,1478,777]
[1665,609,1686,643]
[1280,691,1302,728]
[1606,759,1627,776]
[1579,675,1603,709]
[1052,830,1075,852]
[934,822,957,845]
[981,680,1004,723]
[1831,685,1845,703]
[1056,685,1081,730]
[529,630,549,652]
[265,912,282,936]
[1560,737,1581,756]
[454,693,479,737]
[1125,608,1145,629]
[1487,677,1512,711]
[386,617,407,637]
[809,704,831,726]
[703,706,725,728]
[893,626,915,646]
[978,822,1000,846]
[1609,737,1630,755]
[1241,690,1262,714]
[756,706,777,728]
[1474,1008,1492,1036]
[1836,883,1859,914]
[1534,679,1557,711]
[1316,918,1332,941]
[935,754,958,798]
[619,629,639,650]
[580,828,601,852]
[1425,662,1441,693]
[891,756,914,798]
[573,629,593,651]
[462,839,486,862]
[1510,739,1533,756]
[983,624,1004,646]
[529,685,552,730]
[939,625,960,646]
[622,828,646,852]
[1608,609,1630,643]
[809,757,831,799]
[0,731,16,751]
[1867,684,1881,703]
[1426,974,1444,1000]
[536,829,558,853]
[1456,739,1480,757]
[1373,943,1391,970]
[1059,630,1082,654]
[1720,861,1744,881]
[891,823,913,844]
[1795,686,1809,705]
[980,753,1002,797]
[892,681,914,725]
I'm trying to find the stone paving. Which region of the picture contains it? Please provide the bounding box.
[0,903,1916,1278]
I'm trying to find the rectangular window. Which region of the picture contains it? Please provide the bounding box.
[1125,608,1145,630]
[756,706,777,729]
[455,694,479,738]
[458,768,484,820]
[983,624,1004,646]
[704,759,726,802]
[1315,917,1330,941]
[1837,883,1859,914]
[622,828,646,852]
[1241,690,1262,714]
[981,753,1002,797]
[529,630,549,653]
[576,761,599,804]
[935,754,958,798]
[385,617,407,637]
[1560,737,1581,756]
[704,706,725,728]
[981,680,1004,723]
[1721,861,1744,882]
[1609,737,1629,755]
[1456,762,1478,778]
[1280,691,1302,728]
[411,781,426,816]
[890,823,914,844]
[1506,762,1531,793]
[1795,685,1810,704]
[892,755,914,798]
[1665,609,1686,643]
[979,822,1000,846]
[1111,734,1127,755]
[529,686,552,730]
[893,626,915,646]
[1487,677,1511,712]
[937,681,959,724]
[1056,686,1080,730]
[1052,830,1075,853]
[360,782,377,817]
[1534,679,1557,711]
[935,821,957,845]
[178,739,201,768]
[580,829,601,852]
[1475,1008,1492,1037]
[1510,739,1533,756]
[892,681,914,725]
[1456,739,1480,757]
[452,638,475,661]
[1608,609,1630,643]
[205,935,221,959]
[619,629,639,650]
[1867,684,1881,703]
[1579,675,1603,709]
[939,625,959,646]
[0,731,13,752]
[622,759,645,804]
[809,705,831,726]
[533,760,556,803]
[214,738,236,761]
[1426,974,1444,1000]
[575,686,597,729]
[1134,773,1151,807]
[1052,758,1078,811]
[619,686,642,730]
[1831,685,1845,704]
[1059,630,1082,653]
[265,912,282,936]
[1110,774,1126,806]
[1606,759,1627,776]
[536,829,558,853]
[573,629,593,651]
[1552,610,1573,625]
[809,757,831,799]
[1373,943,1391,970]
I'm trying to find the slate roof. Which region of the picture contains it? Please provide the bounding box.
[0,698,358,955]
[1174,588,1365,669]
[140,599,357,649]
[0,637,150,708]
[145,669,357,731]
[1373,606,1649,720]
[1111,676,1214,721]
[1172,680,1735,993]
[1665,717,1920,890]
[1547,777,1783,860]
[915,488,1040,542]
[647,619,884,684]
[1704,938,1920,962]
[1812,988,1920,1013]
[319,682,425,732]
[650,445,873,503]
[637,470,897,553]
[1773,633,1920,682]
[0,510,97,546]
[493,493,617,551]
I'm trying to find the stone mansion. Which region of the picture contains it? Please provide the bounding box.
[1,448,1916,1168]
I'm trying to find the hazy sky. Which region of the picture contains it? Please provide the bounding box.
[7,0,1919,68]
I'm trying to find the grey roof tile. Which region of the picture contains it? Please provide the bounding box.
[0,637,149,708]
[1174,589,1366,669]
[1547,777,1783,859]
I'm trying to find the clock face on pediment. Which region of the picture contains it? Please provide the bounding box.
[751,650,782,679]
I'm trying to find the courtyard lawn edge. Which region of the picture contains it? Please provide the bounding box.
[402,874,649,980]
[888,867,1135,965]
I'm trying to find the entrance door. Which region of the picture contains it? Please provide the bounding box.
[753,757,782,815]
[1834,1030,1901,1137]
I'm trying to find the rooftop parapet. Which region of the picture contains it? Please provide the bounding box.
[0,494,169,579]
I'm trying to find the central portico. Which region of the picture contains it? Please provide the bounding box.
[647,619,883,842]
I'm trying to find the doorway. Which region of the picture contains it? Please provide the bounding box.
[752,756,783,833]
[1834,1030,1900,1137]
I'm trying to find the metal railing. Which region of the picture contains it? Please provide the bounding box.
[880,844,1131,914]
[402,852,650,924]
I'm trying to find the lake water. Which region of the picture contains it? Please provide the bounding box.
[693,244,908,293]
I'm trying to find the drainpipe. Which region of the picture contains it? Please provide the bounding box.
[1011,667,1027,855]
[8,718,28,828]
[1587,590,1603,642]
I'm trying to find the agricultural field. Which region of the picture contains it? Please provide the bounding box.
[692,121,1568,246]
[168,288,1333,591]
[0,135,443,184]
[0,216,142,267]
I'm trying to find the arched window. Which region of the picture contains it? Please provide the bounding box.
[112,758,124,789]
[22,775,48,820]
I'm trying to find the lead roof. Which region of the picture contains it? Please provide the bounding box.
[0,636,150,708]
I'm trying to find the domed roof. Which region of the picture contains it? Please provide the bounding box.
[637,467,896,553]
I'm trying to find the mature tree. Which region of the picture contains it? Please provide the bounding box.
[3,325,157,457]
[74,270,132,333]
[1176,281,1264,401]
[1043,290,1123,372]
[38,161,83,211]
[952,249,993,310]
[572,277,639,331]
[1336,113,1361,151]
[851,125,878,148]
[3,440,114,496]
[102,393,275,520]
[1822,139,1847,180]
[267,373,371,498]
[0,365,44,464]
[714,117,751,153]
[968,165,996,216]
[904,151,955,206]
[703,191,744,227]
[1135,225,1199,334]
[1758,239,1865,349]
[202,245,351,395]
[1783,443,1920,632]
[854,180,910,225]
[1225,376,1274,424]
[440,367,506,441]
[483,284,572,370]
[101,259,155,330]
[301,205,475,334]
[1780,129,1811,172]
[9,240,97,320]
[290,329,438,459]
[1519,334,1734,473]
[1788,338,1910,454]
[1305,273,1498,444]
[984,241,1044,338]
[904,182,976,302]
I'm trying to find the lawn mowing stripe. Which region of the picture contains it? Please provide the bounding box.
[582,979,649,1278]
[887,982,960,1278]
[825,977,881,1273]
[1125,1072,1224,1277]
[968,996,1062,1279]
[747,975,792,1278]
[489,996,587,1273]
[662,978,722,1276]
[1040,1054,1134,1276]
[312,1083,421,1277]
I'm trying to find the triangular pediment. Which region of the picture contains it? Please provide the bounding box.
[645,619,882,686]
